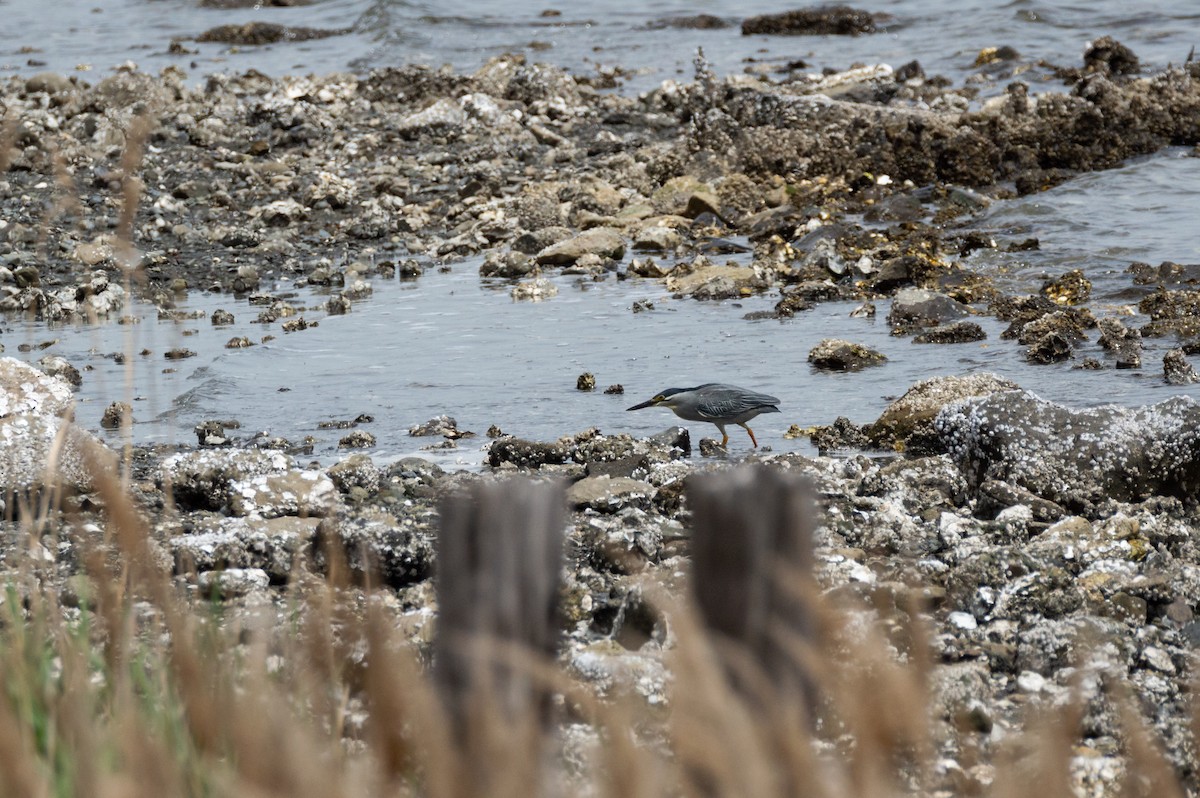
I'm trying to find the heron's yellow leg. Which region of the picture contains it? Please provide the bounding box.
[739,423,759,448]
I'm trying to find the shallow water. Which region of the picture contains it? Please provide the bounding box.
[8,145,1199,468]
[968,148,1200,297]
[3,0,1198,96]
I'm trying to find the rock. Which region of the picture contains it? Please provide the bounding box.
[487,437,570,469]
[581,509,664,573]
[408,416,457,437]
[24,72,75,95]
[511,277,558,301]
[648,14,731,30]
[327,453,381,495]
[194,420,234,447]
[1026,330,1074,364]
[535,227,626,266]
[255,198,307,227]
[211,309,235,325]
[809,416,871,455]
[322,515,436,588]
[228,469,338,518]
[567,476,656,513]
[100,402,132,429]
[480,250,536,278]
[569,644,669,701]
[887,288,971,334]
[913,322,987,344]
[1097,317,1142,369]
[1041,269,1091,305]
[1163,349,1198,385]
[197,567,271,598]
[666,264,765,300]
[585,455,648,480]
[0,357,112,494]
[1011,309,1096,364]
[577,373,596,391]
[742,6,884,36]
[937,391,1200,509]
[326,295,352,315]
[808,339,887,371]
[1083,35,1139,76]
[1138,288,1200,338]
[974,479,1065,522]
[627,257,673,278]
[0,357,74,417]
[196,21,346,45]
[631,225,681,252]
[337,430,377,449]
[863,194,924,223]
[646,426,691,456]
[161,449,295,512]
[868,373,1018,448]
[513,226,573,255]
[74,242,112,267]
[0,414,114,494]
[170,514,319,581]
[650,176,717,217]
[36,356,81,388]
[396,98,468,136]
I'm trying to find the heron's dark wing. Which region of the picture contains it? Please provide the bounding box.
[695,386,780,418]
[695,394,740,419]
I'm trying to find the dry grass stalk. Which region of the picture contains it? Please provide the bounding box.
[115,113,152,267]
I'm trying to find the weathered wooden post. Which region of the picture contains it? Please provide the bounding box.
[433,477,565,793]
[686,465,819,713]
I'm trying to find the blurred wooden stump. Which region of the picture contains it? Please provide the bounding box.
[434,477,565,738]
[687,465,819,715]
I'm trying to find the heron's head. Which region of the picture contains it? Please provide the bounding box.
[627,388,688,411]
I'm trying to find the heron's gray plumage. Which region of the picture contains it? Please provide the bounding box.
[691,383,780,421]
[626,383,781,447]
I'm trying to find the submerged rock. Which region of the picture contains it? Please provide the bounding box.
[196,21,347,45]
[808,338,887,371]
[741,6,884,36]
[100,402,132,429]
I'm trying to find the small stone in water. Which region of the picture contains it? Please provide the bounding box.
[338,430,377,449]
[577,373,596,391]
[100,401,132,429]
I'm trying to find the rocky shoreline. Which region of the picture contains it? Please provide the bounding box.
[4,33,1200,792]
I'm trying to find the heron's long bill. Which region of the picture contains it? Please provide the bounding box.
[626,399,659,411]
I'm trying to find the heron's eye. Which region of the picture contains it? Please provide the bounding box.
[653,395,665,402]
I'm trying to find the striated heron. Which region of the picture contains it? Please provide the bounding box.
[627,383,781,448]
